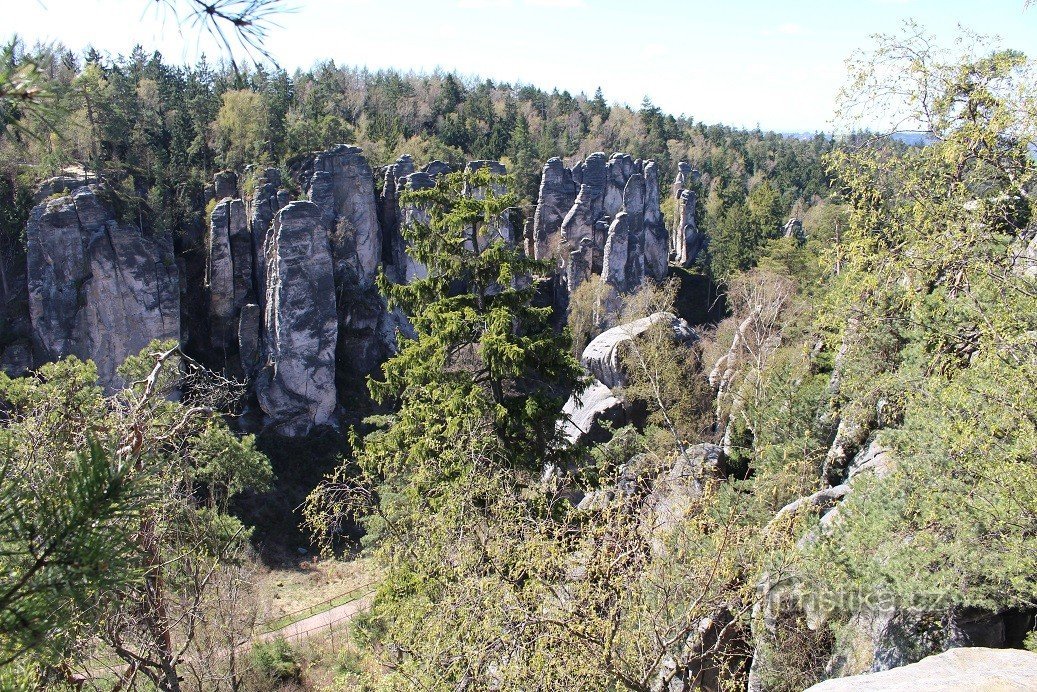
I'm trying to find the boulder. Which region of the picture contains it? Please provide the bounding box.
[532,158,577,263]
[805,647,1037,692]
[581,312,696,389]
[26,182,180,390]
[213,169,238,200]
[256,201,338,436]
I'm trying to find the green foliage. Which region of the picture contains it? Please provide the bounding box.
[0,344,272,684]
[795,29,1037,619]
[250,636,302,683]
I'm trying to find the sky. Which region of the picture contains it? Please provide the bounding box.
[11,0,1037,132]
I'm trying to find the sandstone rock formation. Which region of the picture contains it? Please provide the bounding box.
[247,167,289,304]
[532,158,577,263]
[256,201,338,436]
[560,377,626,445]
[642,161,668,282]
[533,152,668,305]
[673,188,704,267]
[581,312,696,389]
[804,647,1037,692]
[25,181,179,389]
[206,196,251,352]
[306,145,382,289]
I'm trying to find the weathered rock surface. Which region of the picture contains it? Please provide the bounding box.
[307,145,381,288]
[805,647,1037,692]
[642,161,668,282]
[26,182,179,389]
[379,155,415,284]
[581,312,696,389]
[673,188,704,267]
[622,173,646,287]
[642,443,726,540]
[532,158,577,263]
[560,377,626,445]
[247,167,289,305]
[601,212,630,292]
[206,196,252,352]
[256,201,338,436]
[213,170,238,200]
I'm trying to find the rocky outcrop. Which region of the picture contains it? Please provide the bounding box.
[673,188,704,267]
[601,212,630,293]
[25,181,179,389]
[206,196,252,353]
[379,155,415,284]
[805,647,1037,692]
[532,158,577,263]
[643,161,668,282]
[560,377,626,445]
[581,312,696,389]
[533,151,667,305]
[307,144,381,289]
[783,217,805,242]
[256,201,338,436]
[247,167,289,305]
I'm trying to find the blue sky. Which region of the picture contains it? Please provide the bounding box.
[12,0,1037,131]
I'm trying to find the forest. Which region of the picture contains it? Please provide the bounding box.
[1,4,1037,691]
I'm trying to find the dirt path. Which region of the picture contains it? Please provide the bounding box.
[258,590,375,642]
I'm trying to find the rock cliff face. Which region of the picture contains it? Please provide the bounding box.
[256,201,338,436]
[671,163,705,267]
[15,147,709,435]
[532,158,577,263]
[25,182,179,389]
[532,151,675,303]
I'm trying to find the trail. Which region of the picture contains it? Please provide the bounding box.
[257,590,375,642]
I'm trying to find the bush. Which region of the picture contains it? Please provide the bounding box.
[250,637,301,684]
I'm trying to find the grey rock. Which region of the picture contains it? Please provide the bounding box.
[379,156,415,284]
[805,647,1037,692]
[206,196,252,352]
[561,184,597,279]
[566,237,594,293]
[256,201,338,436]
[601,212,630,292]
[423,160,453,178]
[398,172,436,282]
[26,183,180,390]
[621,173,646,287]
[604,153,636,219]
[642,161,668,282]
[673,188,705,267]
[213,169,238,200]
[247,167,288,305]
[783,217,805,242]
[643,443,726,541]
[238,302,262,379]
[307,144,381,288]
[581,312,696,389]
[560,377,626,445]
[532,158,577,262]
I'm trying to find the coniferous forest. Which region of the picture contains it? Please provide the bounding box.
[2,2,1037,690]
